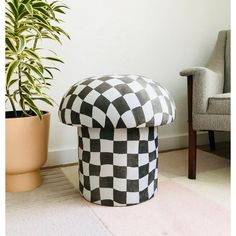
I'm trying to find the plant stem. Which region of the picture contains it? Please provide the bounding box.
[33,38,38,51]
[18,64,25,114]
[32,27,42,51]
[6,89,17,117]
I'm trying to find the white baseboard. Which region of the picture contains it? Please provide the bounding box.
[158,131,230,151]
[44,131,230,167]
[45,148,78,167]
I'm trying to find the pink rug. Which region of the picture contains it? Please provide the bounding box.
[88,180,230,236]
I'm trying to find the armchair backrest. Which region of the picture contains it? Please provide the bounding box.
[224,30,230,93]
[207,30,231,93]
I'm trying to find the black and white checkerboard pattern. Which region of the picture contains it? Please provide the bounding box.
[59,75,176,128]
[78,126,158,206]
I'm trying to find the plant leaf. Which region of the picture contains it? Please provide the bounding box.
[22,0,31,4]
[24,49,40,61]
[13,90,19,102]
[25,63,45,82]
[32,97,54,106]
[22,71,35,86]
[34,21,53,31]
[21,94,42,118]
[34,6,52,18]
[6,12,15,23]
[8,2,18,19]
[6,60,20,87]
[42,57,64,63]
[17,35,26,53]
[45,66,60,71]
[44,67,53,78]
[21,85,32,95]
[33,2,50,8]
[54,8,65,14]
[8,79,19,88]
[33,14,50,25]
[20,24,42,37]
[17,11,29,21]
[23,3,33,15]
[6,38,17,52]
[53,26,70,39]
[12,0,19,9]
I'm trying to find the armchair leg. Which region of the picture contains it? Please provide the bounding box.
[187,76,197,179]
[188,128,197,179]
[208,131,215,151]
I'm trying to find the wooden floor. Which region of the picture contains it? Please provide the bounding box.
[198,141,230,159]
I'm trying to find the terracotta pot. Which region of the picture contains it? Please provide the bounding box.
[6,112,50,192]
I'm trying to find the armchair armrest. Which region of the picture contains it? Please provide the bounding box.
[180,67,209,77]
[180,67,224,113]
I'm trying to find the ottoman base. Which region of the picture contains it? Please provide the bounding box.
[78,127,158,206]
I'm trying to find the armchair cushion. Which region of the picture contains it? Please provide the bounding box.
[207,93,231,115]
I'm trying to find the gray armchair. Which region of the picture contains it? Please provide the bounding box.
[180,30,231,179]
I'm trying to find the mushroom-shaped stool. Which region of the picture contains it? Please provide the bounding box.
[59,75,175,206]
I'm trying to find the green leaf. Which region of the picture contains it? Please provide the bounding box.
[24,49,40,61]
[8,79,18,88]
[6,60,20,87]
[6,12,15,23]
[12,0,19,9]
[36,62,44,73]
[25,63,45,82]
[44,68,53,78]
[32,97,54,106]
[6,38,17,52]
[18,3,26,14]
[51,33,62,44]
[33,2,50,8]
[22,71,35,86]
[35,86,41,94]
[53,5,69,10]
[8,2,18,18]
[45,66,60,71]
[34,6,52,18]
[23,3,33,15]
[5,20,14,27]
[6,56,15,60]
[35,48,57,56]
[33,14,50,25]
[53,26,70,39]
[42,57,64,63]
[22,0,31,4]
[21,95,42,118]
[21,85,32,95]
[50,1,60,7]
[13,90,19,102]
[20,24,42,37]
[17,35,26,53]
[17,26,30,34]
[17,11,29,20]
[54,8,65,14]
[34,22,53,31]
[41,33,56,41]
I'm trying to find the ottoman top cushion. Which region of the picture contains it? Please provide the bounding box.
[58,75,176,128]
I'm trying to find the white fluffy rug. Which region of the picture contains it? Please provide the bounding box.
[6,168,110,236]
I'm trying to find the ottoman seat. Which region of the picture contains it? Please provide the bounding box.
[59,74,176,206]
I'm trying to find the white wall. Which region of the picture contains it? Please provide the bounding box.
[40,0,230,165]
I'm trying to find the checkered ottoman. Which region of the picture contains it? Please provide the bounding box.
[58,75,176,206]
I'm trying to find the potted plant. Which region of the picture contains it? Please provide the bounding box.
[5,0,70,192]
